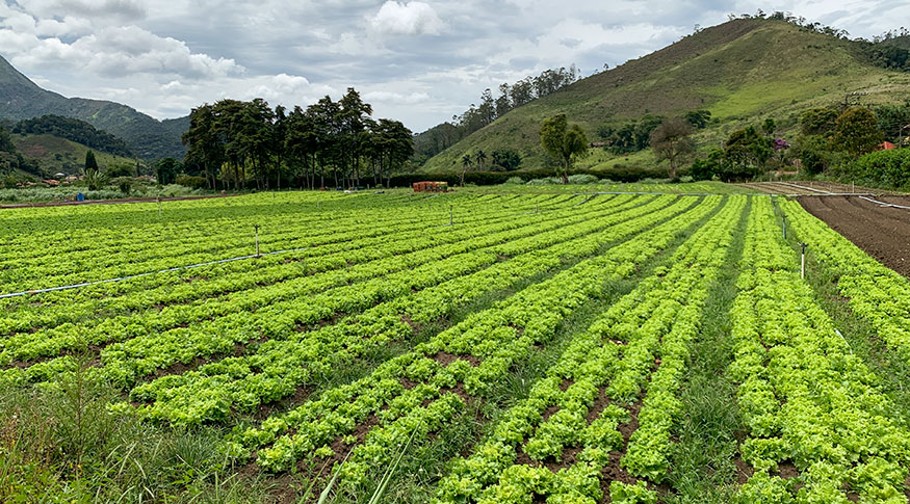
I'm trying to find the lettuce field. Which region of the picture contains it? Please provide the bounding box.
[2,189,910,503]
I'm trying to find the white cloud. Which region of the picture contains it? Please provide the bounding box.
[363,90,431,105]
[369,1,444,36]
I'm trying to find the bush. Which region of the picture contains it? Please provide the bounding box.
[844,148,910,189]
[567,174,600,184]
[504,176,525,185]
[175,175,208,189]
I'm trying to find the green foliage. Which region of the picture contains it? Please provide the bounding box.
[13,115,134,157]
[792,134,831,175]
[685,110,712,129]
[799,107,839,136]
[109,176,132,196]
[83,149,98,172]
[540,114,589,183]
[832,106,884,157]
[175,174,208,189]
[598,115,663,155]
[874,101,910,142]
[156,157,181,185]
[839,147,910,189]
[0,124,14,154]
[490,148,522,171]
[104,162,136,178]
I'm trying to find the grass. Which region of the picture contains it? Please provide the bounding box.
[0,355,268,504]
[663,197,750,503]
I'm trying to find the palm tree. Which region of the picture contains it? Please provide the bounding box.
[460,154,472,186]
[475,149,487,171]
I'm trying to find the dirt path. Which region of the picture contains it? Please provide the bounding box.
[799,195,910,277]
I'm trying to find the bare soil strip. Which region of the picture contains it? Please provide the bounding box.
[798,195,910,277]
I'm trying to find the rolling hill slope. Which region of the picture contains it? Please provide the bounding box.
[421,18,910,174]
[0,55,187,160]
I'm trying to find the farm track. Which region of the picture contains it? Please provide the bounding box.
[798,195,910,277]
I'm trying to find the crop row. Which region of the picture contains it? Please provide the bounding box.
[122,195,702,424]
[0,194,630,350]
[233,195,723,486]
[780,198,910,360]
[0,193,578,330]
[0,193,561,296]
[0,195,664,389]
[730,197,910,502]
[432,195,745,503]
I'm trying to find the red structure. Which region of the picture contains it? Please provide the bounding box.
[878,141,897,150]
[412,181,449,192]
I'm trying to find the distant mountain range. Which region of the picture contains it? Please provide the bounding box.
[0,55,187,160]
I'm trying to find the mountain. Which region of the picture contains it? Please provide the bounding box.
[0,55,187,160]
[420,18,910,174]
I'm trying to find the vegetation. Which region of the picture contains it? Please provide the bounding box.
[182,89,413,190]
[539,114,588,183]
[12,115,134,157]
[412,66,581,164]
[4,190,910,501]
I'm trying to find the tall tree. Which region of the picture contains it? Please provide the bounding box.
[650,118,695,179]
[540,114,588,184]
[182,104,224,190]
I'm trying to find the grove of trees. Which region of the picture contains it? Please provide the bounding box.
[181,88,413,190]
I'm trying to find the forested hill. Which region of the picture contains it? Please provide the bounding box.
[419,17,910,173]
[12,115,134,158]
[0,55,187,160]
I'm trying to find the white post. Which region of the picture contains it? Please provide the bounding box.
[800,243,807,280]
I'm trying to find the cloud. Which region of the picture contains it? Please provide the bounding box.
[369,1,444,36]
[16,0,146,22]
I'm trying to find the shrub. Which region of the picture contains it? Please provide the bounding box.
[567,174,600,184]
[175,175,208,189]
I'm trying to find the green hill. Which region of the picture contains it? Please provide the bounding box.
[421,18,910,174]
[11,134,140,177]
[0,55,187,160]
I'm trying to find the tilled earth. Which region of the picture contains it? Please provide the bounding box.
[799,195,910,277]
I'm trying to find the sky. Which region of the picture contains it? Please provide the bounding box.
[1,0,908,133]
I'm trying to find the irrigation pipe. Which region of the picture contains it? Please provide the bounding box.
[0,247,309,300]
[858,195,910,210]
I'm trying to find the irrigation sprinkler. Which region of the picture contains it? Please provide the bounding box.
[449,205,453,226]
[254,224,261,257]
[800,242,808,280]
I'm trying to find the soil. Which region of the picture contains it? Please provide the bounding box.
[741,181,897,196]
[798,195,910,278]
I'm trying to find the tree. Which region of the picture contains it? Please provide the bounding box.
[83,149,105,190]
[155,158,181,185]
[475,149,487,171]
[460,154,473,186]
[832,107,883,158]
[0,125,15,154]
[649,118,695,179]
[540,114,588,184]
[84,149,98,173]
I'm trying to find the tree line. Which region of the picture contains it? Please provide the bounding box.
[180,88,413,190]
[413,66,581,164]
